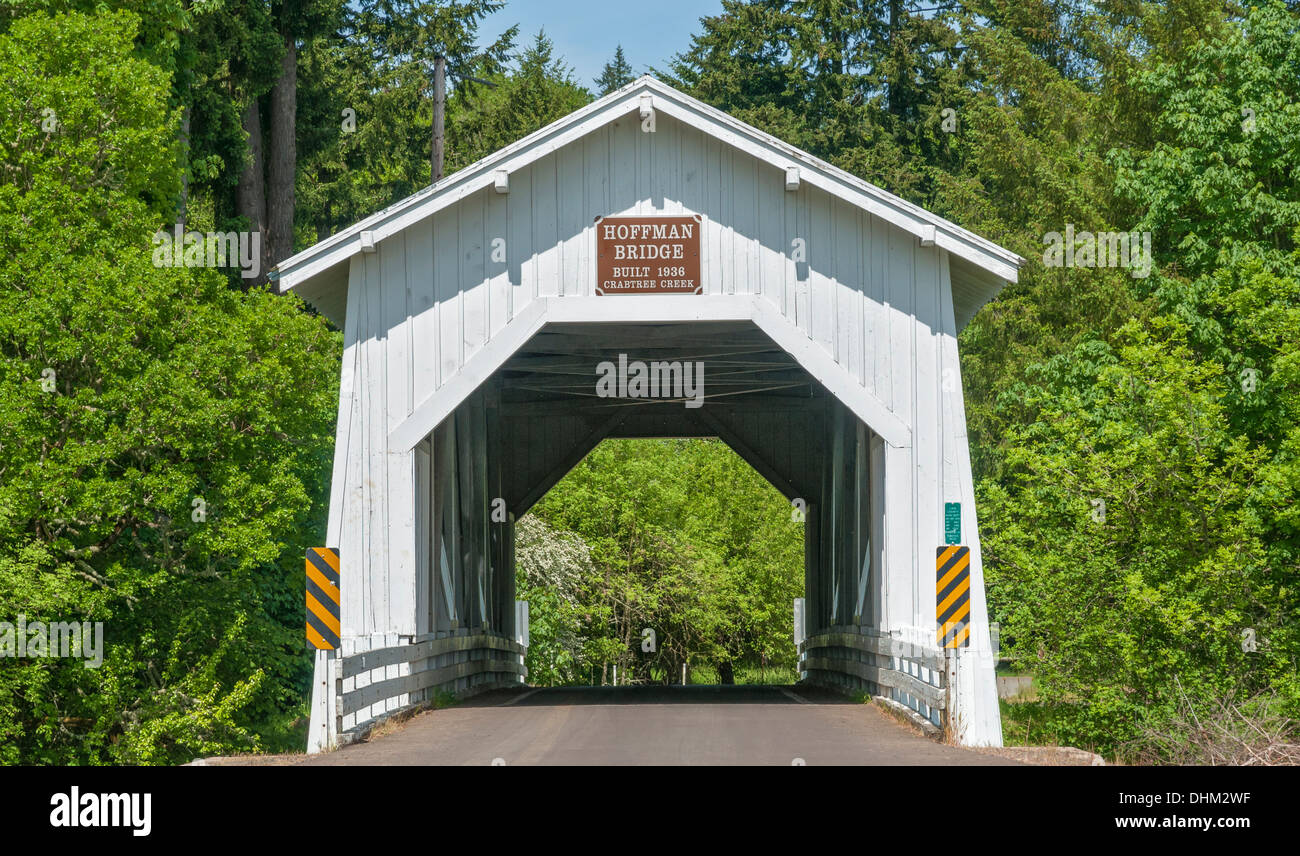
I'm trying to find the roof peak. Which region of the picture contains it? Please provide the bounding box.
[275,75,1022,316]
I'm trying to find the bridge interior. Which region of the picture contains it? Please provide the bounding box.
[413,320,882,689]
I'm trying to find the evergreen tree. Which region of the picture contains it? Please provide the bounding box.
[595,44,635,94]
[295,0,514,242]
[663,0,968,199]
[446,31,592,172]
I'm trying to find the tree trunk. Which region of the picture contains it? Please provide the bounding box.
[267,37,297,277]
[236,97,267,278]
[718,659,735,685]
[431,55,445,182]
[887,0,907,118]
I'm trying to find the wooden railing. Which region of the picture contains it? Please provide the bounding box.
[798,625,951,729]
[336,632,527,739]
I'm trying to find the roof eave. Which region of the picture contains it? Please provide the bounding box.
[276,75,1024,301]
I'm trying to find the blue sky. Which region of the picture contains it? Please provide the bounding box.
[479,0,724,91]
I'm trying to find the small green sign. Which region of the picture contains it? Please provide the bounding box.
[944,502,961,545]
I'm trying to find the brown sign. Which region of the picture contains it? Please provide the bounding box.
[595,214,702,295]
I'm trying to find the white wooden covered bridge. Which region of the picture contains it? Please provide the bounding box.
[275,77,1024,754]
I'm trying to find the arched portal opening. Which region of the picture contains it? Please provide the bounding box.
[406,321,887,700]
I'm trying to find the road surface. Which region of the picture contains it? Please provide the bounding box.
[295,685,1020,766]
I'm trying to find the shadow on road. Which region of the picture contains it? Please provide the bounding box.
[454,684,859,707]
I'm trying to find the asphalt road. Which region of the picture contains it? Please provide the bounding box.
[295,685,1020,766]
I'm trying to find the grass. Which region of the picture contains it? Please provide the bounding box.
[257,702,311,755]
[998,698,1117,763]
[431,689,459,708]
[681,664,801,685]
[999,699,1062,747]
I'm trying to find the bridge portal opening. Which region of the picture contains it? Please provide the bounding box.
[410,321,884,694]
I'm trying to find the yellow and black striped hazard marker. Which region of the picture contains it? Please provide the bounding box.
[937,545,971,648]
[305,547,341,650]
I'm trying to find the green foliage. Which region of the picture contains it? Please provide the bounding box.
[595,45,635,95]
[686,663,800,686]
[524,439,804,684]
[663,0,966,199]
[980,312,1297,751]
[0,10,341,764]
[296,0,514,235]
[445,32,592,173]
[1110,1,1300,277]
[1,10,181,226]
[977,3,1300,758]
[513,515,592,685]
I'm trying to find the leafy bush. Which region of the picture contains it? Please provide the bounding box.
[0,11,340,764]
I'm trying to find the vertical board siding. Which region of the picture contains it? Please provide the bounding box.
[484,191,509,340]
[912,244,942,626]
[557,142,584,296]
[361,252,385,635]
[533,154,559,298]
[407,219,437,401]
[330,258,367,637]
[936,249,1003,743]
[382,230,416,635]
[460,197,487,359]
[433,207,459,386]
[834,207,859,381]
[809,192,834,349]
[508,162,532,318]
[610,119,638,215]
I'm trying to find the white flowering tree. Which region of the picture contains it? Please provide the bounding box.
[514,515,593,685]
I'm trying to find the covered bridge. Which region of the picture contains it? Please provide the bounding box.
[276,77,1024,753]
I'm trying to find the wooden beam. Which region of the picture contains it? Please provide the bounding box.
[695,408,806,501]
[750,298,912,448]
[801,655,946,709]
[388,298,549,452]
[510,409,628,515]
[341,632,525,678]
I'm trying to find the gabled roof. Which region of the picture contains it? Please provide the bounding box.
[274,76,1024,328]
